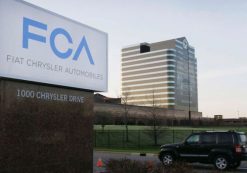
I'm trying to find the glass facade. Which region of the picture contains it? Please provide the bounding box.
[174,39,198,111]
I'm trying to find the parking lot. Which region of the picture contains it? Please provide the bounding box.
[93,151,247,173]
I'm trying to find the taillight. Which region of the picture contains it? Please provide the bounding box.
[235,144,242,153]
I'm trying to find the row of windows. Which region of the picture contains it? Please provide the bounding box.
[122,84,175,92]
[122,57,176,67]
[122,62,176,72]
[122,68,175,77]
[127,94,175,102]
[122,50,175,61]
[127,99,175,105]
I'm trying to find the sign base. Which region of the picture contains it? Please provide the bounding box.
[0,79,94,173]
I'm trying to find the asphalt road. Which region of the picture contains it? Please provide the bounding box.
[93,151,247,173]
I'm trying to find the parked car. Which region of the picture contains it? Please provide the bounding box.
[158,131,247,170]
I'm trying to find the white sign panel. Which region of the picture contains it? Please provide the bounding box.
[0,0,108,91]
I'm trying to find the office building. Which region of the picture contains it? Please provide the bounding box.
[121,37,198,112]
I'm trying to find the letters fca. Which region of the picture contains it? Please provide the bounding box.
[22,17,94,65]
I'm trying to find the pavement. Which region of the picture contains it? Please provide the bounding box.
[93,150,247,173]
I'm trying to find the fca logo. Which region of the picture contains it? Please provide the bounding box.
[22,17,94,65]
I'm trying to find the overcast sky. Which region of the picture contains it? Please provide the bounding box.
[25,0,247,118]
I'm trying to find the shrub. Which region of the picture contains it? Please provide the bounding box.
[106,158,145,173]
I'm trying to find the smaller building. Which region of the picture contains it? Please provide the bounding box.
[214,115,223,120]
[94,94,202,125]
[94,93,121,104]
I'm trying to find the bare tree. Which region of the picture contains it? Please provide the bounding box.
[146,90,163,146]
[95,111,112,132]
[121,91,130,142]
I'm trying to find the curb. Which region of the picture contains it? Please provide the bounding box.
[95,150,158,157]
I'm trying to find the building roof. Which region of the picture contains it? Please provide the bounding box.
[94,93,121,104]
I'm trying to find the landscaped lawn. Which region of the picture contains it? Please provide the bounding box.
[93,125,247,153]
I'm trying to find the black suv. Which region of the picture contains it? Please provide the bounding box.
[159,131,247,170]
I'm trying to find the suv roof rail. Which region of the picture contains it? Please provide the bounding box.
[204,130,235,133]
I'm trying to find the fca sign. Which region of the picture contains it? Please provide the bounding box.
[22,17,94,65]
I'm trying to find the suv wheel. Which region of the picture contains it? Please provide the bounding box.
[214,155,229,170]
[161,153,174,166]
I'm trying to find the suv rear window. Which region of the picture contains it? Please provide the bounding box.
[239,134,247,144]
